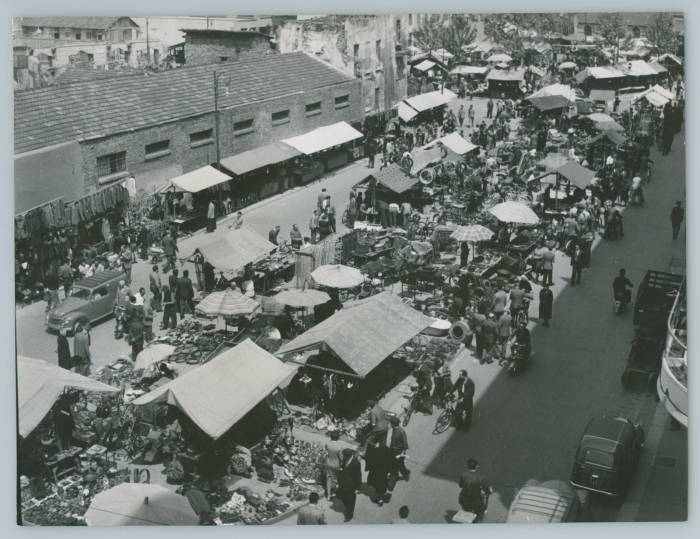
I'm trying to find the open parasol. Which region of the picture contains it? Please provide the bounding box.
[489,201,540,225]
[273,289,331,309]
[450,224,495,243]
[134,344,176,371]
[195,288,260,317]
[85,483,199,526]
[311,264,364,289]
[487,53,512,63]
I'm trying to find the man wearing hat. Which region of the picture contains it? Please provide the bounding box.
[480,313,498,364]
[458,458,491,521]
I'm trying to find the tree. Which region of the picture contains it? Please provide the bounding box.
[647,13,677,54]
[412,14,477,58]
[598,12,626,64]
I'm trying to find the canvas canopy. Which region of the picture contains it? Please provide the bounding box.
[440,132,479,155]
[178,227,275,272]
[450,65,489,76]
[371,164,420,194]
[556,161,596,189]
[170,166,232,193]
[277,292,432,378]
[403,89,457,112]
[528,95,572,111]
[487,69,526,81]
[589,89,616,102]
[132,340,296,439]
[18,356,118,438]
[620,60,659,77]
[219,142,301,176]
[282,122,363,155]
[575,66,625,84]
[414,59,436,72]
[397,101,419,122]
[410,146,444,175]
[591,129,627,146]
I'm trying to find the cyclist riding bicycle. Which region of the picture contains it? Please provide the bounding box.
[511,321,531,363]
[613,268,634,304]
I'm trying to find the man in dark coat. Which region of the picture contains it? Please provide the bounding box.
[365,436,393,506]
[453,370,475,431]
[670,201,684,240]
[539,283,553,327]
[388,416,410,481]
[57,328,72,370]
[338,448,362,522]
[570,245,584,287]
[176,269,195,317]
[458,458,491,521]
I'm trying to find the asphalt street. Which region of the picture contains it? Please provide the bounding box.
[15,98,687,524]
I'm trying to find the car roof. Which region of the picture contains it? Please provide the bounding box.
[74,269,124,289]
[506,480,577,523]
[581,416,632,449]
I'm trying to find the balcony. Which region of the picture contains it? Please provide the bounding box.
[657,282,687,427]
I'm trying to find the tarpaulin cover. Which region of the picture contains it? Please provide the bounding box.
[487,69,526,81]
[282,122,363,155]
[528,95,572,111]
[575,66,625,84]
[440,132,479,155]
[556,161,596,189]
[487,53,513,63]
[398,102,419,122]
[178,227,275,271]
[170,166,232,193]
[528,83,577,102]
[403,89,457,112]
[277,292,432,378]
[410,146,444,175]
[18,356,118,438]
[132,339,296,439]
[219,141,301,175]
[414,60,436,71]
[589,89,616,102]
[450,65,489,76]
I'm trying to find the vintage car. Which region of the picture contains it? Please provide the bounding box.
[46,269,125,334]
[506,479,581,523]
[570,415,645,497]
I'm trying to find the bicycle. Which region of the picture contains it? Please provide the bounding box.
[434,396,457,434]
[513,299,531,327]
[400,385,420,427]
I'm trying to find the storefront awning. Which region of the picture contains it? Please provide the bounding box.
[403,89,457,112]
[132,340,296,439]
[219,141,301,176]
[556,161,596,189]
[18,356,119,438]
[178,226,276,272]
[398,101,419,122]
[170,165,232,193]
[440,132,479,155]
[281,121,363,155]
[277,293,432,378]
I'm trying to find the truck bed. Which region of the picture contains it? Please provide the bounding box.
[633,270,684,331]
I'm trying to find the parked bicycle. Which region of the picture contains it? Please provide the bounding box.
[434,394,457,434]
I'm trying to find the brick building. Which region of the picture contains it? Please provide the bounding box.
[14,52,362,213]
[182,29,275,66]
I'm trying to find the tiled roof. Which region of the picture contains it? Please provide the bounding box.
[14,52,356,154]
[19,17,135,30]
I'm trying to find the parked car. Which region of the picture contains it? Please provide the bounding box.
[46,269,125,334]
[506,479,581,523]
[570,415,645,497]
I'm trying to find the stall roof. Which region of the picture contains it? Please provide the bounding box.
[170,165,232,193]
[277,292,432,378]
[371,164,420,194]
[281,121,363,155]
[538,152,571,172]
[640,91,669,107]
[619,60,659,77]
[403,89,457,112]
[440,132,479,155]
[219,141,301,176]
[591,129,627,146]
[589,89,616,102]
[414,59,436,71]
[132,340,296,439]
[528,94,572,111]
[178,226,275,271]
[398,101,419,122]
[575,66,626,84]
[18,356,119,438]
[487,68,526,81]
[450,65,490,76]
[556,161,596,189]
[658,53,683,66]
[648,61,668,74]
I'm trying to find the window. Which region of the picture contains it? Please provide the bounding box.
[376,39,382,59]
[96,151,127,178]
[374,88,380,109]
[75,30,81,40]
[190,128,213,147]
[123,29,132,41]
[353,43,360,60]
[271,109,290,126]
[92,286,108,300]
[97,33,103,40]
[53,29,60,39]
[233,118,254,136]
[305,101,322,117]
[219,56,229,62]
[334,94,350,109]
[86,30,93,40]
[145,140,171,160]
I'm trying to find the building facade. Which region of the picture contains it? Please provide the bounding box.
[277,15,420,115]
[182,29,275,66]
[14,52,362,211]
[571,12,684,39]
[18,16,140,45]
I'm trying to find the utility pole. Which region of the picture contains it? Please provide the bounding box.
[213,71,221,166]
[146,18,150,66]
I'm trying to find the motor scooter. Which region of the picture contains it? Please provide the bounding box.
[613,289,632,315]
[507,343,532,376]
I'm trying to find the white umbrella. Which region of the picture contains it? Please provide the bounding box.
[134,344,176,371]
[489,201,540,225]
[311,264,364,289]
[487,53,513,63]
[450,224,495,243]
[273,289,331,309]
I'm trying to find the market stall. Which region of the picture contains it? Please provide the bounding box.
[486,68,526,98]
[282,121,363,173]
[169,166,234,233]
